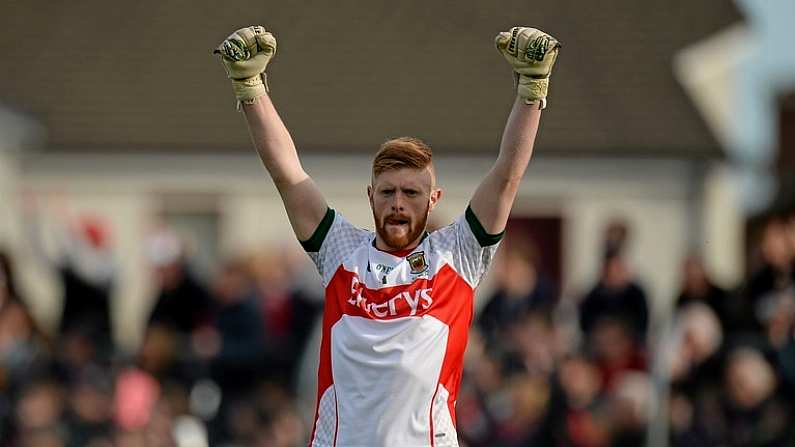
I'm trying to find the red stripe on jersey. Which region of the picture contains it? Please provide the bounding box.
[423,267,473,431]
[309,281,344,446]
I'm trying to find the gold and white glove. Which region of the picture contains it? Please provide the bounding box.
[213,26,277,106]
[495,27,560,109]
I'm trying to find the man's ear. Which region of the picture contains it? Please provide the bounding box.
[367,185,374,205]
[429,188,443,212]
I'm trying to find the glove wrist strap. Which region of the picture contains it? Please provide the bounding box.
[517,75,548,110]
[231,74,269,109]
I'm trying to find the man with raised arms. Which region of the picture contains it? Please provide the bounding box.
[214,25,560,447]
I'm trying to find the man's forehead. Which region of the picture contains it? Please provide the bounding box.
[372,167,435,188]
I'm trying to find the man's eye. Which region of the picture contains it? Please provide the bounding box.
[382,189,394,196]
[405,190,418,197]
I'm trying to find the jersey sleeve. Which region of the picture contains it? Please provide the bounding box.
[300,208,372,287]
[429,205,504,289]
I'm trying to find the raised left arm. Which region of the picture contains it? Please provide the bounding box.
[469,27,560,234]
[470,98,541,233]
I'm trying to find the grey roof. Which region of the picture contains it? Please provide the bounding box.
[0,0,741,157]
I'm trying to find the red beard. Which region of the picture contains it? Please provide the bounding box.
[374,205,429,251]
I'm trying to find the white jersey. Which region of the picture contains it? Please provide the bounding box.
[302,207,501,447]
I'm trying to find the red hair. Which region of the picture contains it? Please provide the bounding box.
[372,137,433,178]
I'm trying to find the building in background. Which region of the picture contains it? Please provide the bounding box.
[0,0,745,352]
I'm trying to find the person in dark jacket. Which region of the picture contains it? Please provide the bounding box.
[675,254,736,333]
[197,257,267,444]
[579,253,649,344]
[146,230,212,336]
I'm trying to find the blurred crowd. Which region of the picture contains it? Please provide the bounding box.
[1,208,795,446]
[0,217,321,447]
[458,210,795,447]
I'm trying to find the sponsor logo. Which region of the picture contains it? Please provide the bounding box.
[406,251,428,275]
[348,276,433,318]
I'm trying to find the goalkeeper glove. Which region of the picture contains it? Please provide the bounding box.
[495,27,560,109]
[213,26,277,106]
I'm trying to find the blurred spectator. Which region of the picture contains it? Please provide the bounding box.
[579,218,649,344]
[507,311,560,378]
[200,257,266,393]
[666,303,725,446]
[249,383,306,447]
[603,219,629,260]
[56,217,116,350]
[250,250,322,388]
[146,229,212,336]
[498,374,553,445]
[606,372,651,447]
[551,354,609,447]
[716,347,792,446]
[137,325,190,386]
[579,253,649,344]
[669,303,724,393]
[113,367,161,433]
[760,286,795,349]
[589,318,646,392]
[745,216,795,331]
[456,350,510,447]
[0,318,52,443]
[769,288,795,399]
[255,404,306,447]
[64,366,113,446]
[669,390,706,447]
[25,206,117,357]
[478,233,558,349]
[0,255,52,443]
[198,257,267,443]
[13,379,66,444]
[675,254,738,332]
[0,297,50,387]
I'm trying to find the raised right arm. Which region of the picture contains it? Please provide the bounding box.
[214,26,328,241]
[242,95,328,241]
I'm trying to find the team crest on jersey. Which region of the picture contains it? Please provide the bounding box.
[406,251,428,274]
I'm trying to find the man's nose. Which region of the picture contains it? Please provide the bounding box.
[391,192,404,211]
